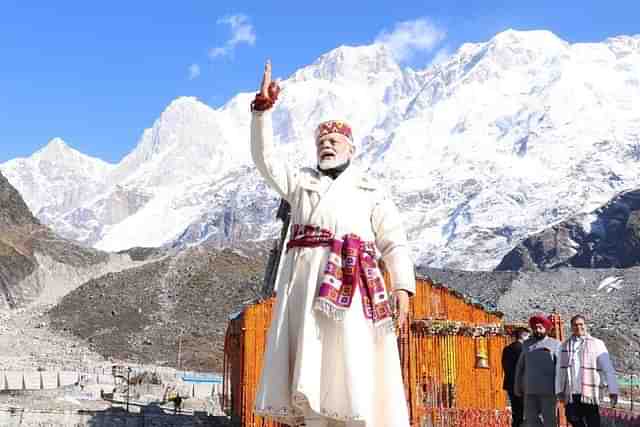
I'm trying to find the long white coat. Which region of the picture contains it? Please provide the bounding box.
[251,110,415,427]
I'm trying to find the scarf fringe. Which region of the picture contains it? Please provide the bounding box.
[314,299,346,322]
[569,393,600,405]
[314,299,396,337]
[580,395,599,405]
[375,319,396,338]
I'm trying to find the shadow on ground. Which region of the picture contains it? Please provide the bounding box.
[86,403,235,427]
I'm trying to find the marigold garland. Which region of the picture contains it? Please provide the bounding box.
[412,319,504,337]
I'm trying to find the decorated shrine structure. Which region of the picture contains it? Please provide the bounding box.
[221,273,560,427]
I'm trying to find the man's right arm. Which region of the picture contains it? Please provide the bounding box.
[596,341,620,397]
[250,110,298,202]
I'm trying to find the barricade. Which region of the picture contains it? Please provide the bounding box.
[601,408,640,427]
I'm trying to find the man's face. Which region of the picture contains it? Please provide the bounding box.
[571,318,587,337]
[316,133,353,169]
[532,323,547,338]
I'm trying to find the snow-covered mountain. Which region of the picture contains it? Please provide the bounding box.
[2,29,640,270]
[1,138,115,225]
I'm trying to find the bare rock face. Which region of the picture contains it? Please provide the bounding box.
[496,189,640,271]
[0,171,46,308]
[0,241,36,309]
[0,171,135,310]
[0,171,39,228]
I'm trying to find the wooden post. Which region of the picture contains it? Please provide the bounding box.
[631,373,635,413]
[177,330,183,370]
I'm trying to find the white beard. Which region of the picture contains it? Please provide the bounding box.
[318,151,351,170]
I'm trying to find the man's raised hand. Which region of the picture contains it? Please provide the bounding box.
[260,60,272,98]
[251,60,280,111]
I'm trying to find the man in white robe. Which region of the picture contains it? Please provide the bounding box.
[251,61,415,427]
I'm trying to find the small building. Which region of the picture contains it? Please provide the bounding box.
[221,274,555,427]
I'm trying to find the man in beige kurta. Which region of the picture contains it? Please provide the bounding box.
[251,61,415,427]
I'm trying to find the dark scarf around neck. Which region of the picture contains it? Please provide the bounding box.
[318,160,350,180]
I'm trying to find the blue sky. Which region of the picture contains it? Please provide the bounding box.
[1,1,638,164]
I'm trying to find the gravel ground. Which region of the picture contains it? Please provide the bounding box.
[0,304,109,371]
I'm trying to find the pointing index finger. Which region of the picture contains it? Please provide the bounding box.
[261,60,272,96]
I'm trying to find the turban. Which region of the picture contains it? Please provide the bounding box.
[314,120,353,142]
[529,314,552,331]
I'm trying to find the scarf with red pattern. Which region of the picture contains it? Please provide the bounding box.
[287,224,394,334]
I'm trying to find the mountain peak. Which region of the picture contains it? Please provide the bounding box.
[156,96,216,127]
[27,137,115,174]
[464,29,568,69]
[48,137,68,147]
[41,137,71,152]
[489,29,563,45]
[33,137,81,161]
[292,43,401,83]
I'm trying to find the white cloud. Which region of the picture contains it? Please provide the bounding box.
[188,64,201,80]
[375,18,446,62]
[209,14,256,58]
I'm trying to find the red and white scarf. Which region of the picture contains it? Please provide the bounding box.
[558,335,602,404]
[287,224,394,335]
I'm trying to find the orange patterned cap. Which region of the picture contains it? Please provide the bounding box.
[314,120,353,141]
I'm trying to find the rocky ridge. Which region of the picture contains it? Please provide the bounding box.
[0,171,138,310]
[47,241,270,372]
[497,187,640,271]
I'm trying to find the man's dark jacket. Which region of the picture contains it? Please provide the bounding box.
[502,340,523,391]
